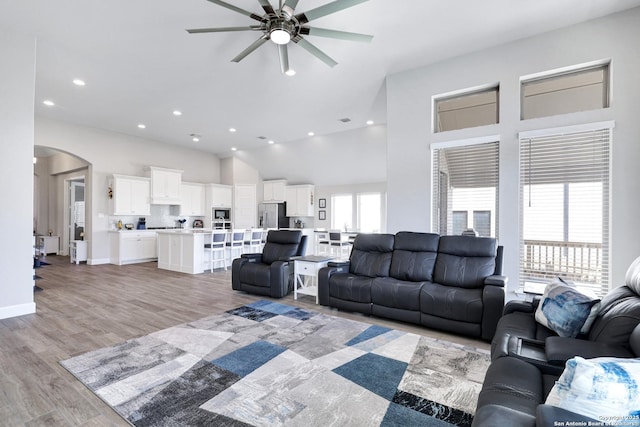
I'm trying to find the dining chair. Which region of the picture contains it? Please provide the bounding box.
[315,229,330,255]
[329,230,352,258]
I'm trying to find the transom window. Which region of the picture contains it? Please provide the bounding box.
[434,86,499,133]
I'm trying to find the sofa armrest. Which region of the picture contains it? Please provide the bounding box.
[482,284,506,341]
[484,275,507,287]
[328,260,350,268]
[503,299,537,315]
[269,260,293,298]
[240,253,263,262]
[536,405,598,426]
[318,264,349,306]
[232,257,252,291]
[545,336,634,365]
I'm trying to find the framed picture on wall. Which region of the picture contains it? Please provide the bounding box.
[319,198,326,208]
[319,210,326,220]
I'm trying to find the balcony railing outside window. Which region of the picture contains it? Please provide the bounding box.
[522,239,603,294]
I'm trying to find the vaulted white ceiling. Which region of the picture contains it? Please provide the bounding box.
[2,0,640,156]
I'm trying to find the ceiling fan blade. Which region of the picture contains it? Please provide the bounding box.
[281,0,300,19]
[295,38,338,67]
[206,0,264,22]
[296,0,368,25]
[256,0,275,15]
[300,27,373,43]
[231,35,269,63]
[187,26,262,34]
[278,44,290,74]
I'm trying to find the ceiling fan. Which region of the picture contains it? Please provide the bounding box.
[187,0,373,75]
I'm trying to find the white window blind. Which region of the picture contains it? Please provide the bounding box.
[519,127,611,296]
[432,141,499,237]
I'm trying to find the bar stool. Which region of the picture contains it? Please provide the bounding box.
[244,228,264,253]
[206,230,228,271]
[227,229,245,262]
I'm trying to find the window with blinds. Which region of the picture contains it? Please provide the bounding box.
[519,127,611,296]
[432,141,499,237]
[521,63,609,120]
[435,86,499,133]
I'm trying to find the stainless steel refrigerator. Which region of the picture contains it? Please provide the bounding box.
[258,203,288,229]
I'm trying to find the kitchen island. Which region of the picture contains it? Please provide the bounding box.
[156,229,212,274]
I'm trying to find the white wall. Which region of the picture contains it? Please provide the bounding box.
[386,8,640,295]
[35,118,222,263]
[0,28,36,319]
[233,124,387,186]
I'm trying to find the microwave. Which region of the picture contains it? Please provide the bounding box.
[213,208,231,220]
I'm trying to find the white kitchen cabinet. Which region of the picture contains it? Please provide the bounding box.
[109,231,157,265]
[149,167,182,204]
[207,184,232,208]
[180,182,205,216]
[112,175,151,215]
[234,184,257,229]
[286,185,315,217]
[156,230,210,274]
[263,180,287,203]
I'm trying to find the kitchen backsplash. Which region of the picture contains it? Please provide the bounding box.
[110,205,203,230]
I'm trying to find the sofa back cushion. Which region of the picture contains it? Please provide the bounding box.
[349,233,394,278]
[588,285,640,346]
[389,232,439,282]
[262,230,302,265]
[433,235,498,289]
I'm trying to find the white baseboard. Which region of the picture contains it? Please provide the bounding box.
[0,302,36,320]
[88,258,110,265]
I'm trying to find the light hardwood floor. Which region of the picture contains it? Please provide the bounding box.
[1,256,489,426]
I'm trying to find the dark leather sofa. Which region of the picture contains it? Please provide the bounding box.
[232,230,307,298]
[473,257,640,426]
[318,231,507,340]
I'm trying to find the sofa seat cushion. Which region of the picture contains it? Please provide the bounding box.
[238,262,271,287]
[371,277,425,311]
[420,282,483,323]
[329,273,373,303]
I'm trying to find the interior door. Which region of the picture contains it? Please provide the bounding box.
[69,180,85,251]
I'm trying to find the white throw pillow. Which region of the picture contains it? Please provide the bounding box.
[546,356,640,421]
[534,279,601,338]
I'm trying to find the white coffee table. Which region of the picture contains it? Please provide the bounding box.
[293,255,334,304]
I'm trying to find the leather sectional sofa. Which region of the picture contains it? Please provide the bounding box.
[318,231,506,340]
[473,257,640,426]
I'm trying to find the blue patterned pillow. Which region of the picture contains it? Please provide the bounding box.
[534,281,600,338]
[546,357,640,421]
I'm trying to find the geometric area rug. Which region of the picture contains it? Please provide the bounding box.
[60,301,490,427]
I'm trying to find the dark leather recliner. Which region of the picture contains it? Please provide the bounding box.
[232,230,307,298]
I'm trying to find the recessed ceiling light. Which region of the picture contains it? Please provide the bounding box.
[366,120,374,125]
[138,124,146,129]
[173,110,182,116]
[73,79,86,86]
[231,147,238,151]
[268,140,275,145]
[285,69,296,77]
[229,128,237,133]
[308,132,315,137]
[192,137,200,142]
[43,100,55,107]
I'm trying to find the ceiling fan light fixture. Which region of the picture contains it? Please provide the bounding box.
[270,29,291,45]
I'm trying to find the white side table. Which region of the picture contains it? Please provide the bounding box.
[70,240,88,264]
[294,255,334,304]
[38,235,60,256]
